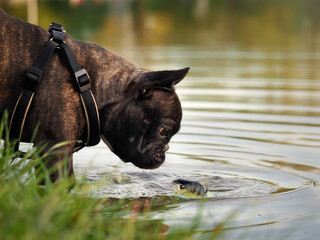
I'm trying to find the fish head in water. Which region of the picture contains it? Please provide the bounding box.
[172,179,208,197]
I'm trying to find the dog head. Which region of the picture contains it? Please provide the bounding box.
[100,67,189,169]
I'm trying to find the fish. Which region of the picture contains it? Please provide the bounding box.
[172,179,208,197]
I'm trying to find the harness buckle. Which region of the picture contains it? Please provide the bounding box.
[74,69,91,92]
[25,66,43,92]
[49,22,65,43]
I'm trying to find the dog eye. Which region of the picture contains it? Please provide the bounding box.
[180,184,185,189]
[140,89,148,95]
[138,88,151,99]
[160,127,170,137]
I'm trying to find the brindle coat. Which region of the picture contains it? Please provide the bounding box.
[0,9,189,182]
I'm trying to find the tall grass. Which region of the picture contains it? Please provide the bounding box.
[0,113,223,240]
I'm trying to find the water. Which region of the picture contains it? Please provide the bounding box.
[73,45,320,238]
[3,0,320,238]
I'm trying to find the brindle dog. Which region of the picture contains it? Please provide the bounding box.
[0,9,189,182]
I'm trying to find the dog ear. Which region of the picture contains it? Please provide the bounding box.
[125,67,189,98]
[138,67,190,89]
[129,67,189,91]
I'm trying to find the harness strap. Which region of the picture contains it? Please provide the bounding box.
[9,40,59,152]
[8,22,100,152]
[58,43,100,146]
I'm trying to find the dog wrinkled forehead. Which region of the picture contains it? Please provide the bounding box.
[145,87,182,120]
[162,91,182,121]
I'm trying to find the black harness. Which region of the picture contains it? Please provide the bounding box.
[8,22,100,152]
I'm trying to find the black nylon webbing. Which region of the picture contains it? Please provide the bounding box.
[32,40,59,71]
[59,43,82,73]
[58,43,100,146]
[79,90,100,146]
[9,40,59,151]
[8,22,100,152]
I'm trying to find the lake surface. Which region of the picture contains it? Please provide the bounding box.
[74,45,320,239]
[3,0,320,238]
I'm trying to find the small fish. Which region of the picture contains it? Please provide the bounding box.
[172,179,208,197]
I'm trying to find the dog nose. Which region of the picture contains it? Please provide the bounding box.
[163,144,169,152]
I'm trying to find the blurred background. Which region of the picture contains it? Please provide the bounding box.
[1,0,319,52]
[2,0,320,79]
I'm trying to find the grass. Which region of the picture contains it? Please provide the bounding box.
[0,113,225,240]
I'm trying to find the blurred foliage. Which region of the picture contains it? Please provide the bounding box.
[0,113,224,240]
[1,0,319,50]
